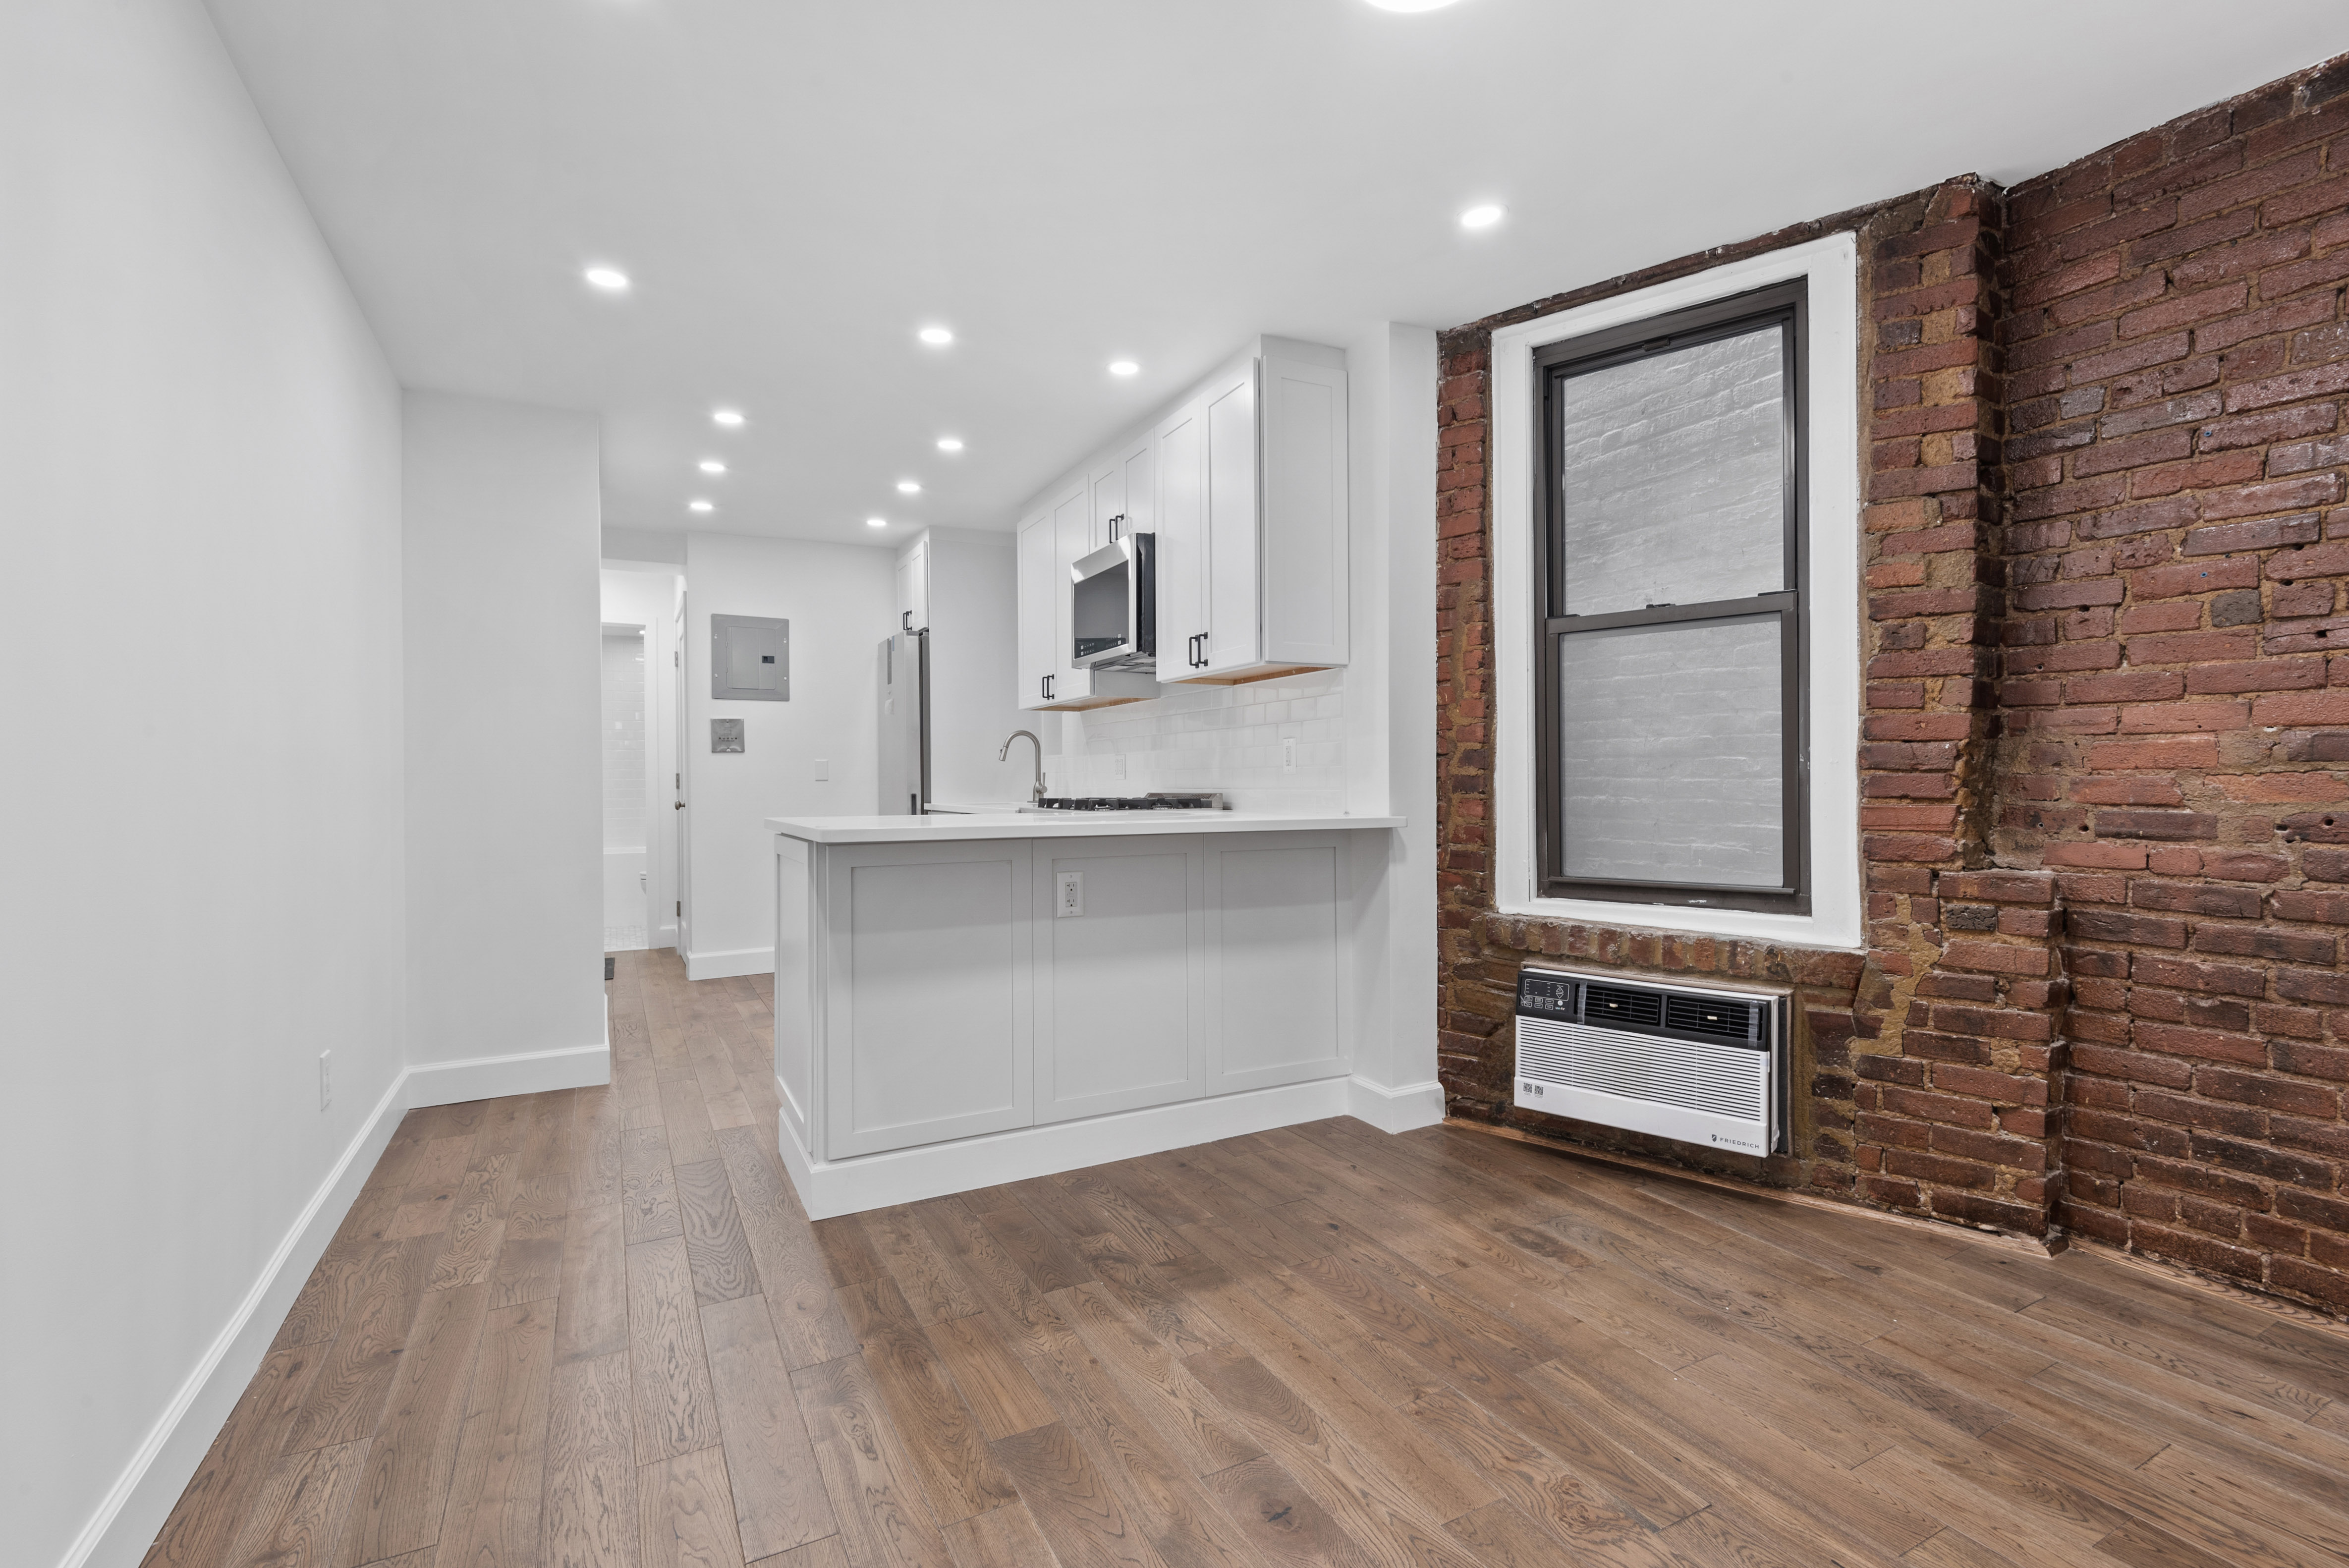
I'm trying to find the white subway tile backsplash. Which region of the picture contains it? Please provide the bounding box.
[1053,668,1349,814]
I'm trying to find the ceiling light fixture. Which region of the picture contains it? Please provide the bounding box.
[688,499,714,512]
[698,459,726,474]
[583,265,630,291]
[1459,203,1505,229]
[918,326,954,346]
[896,480,921,494]
[712,408,744,427]
[1365,0,1463,11]
[936,437,964,453]
[866,516,888,528]
[1108,360,1139,377]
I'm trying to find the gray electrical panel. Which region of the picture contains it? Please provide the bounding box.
[711,614,788,701]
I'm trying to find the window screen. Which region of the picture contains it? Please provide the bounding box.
[1534,282,1807,911]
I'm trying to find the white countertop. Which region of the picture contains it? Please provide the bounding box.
[766,810,1404,844]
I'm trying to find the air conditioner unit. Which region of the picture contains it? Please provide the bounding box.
[1512,966,1787,1157]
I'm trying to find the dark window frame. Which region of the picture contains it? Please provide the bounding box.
[1531,280,1810,914]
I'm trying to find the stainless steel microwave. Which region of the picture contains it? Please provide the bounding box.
[1070,532,1156,671]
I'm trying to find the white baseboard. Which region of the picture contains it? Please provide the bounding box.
[779,1073,1438,1220]
[403,1042,612,1108]
[686,945,772,981]
[1346,1076,1446,1133]
[62,1039,609,1568]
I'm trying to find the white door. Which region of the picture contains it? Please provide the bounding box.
[1016,509,1056,709]
[672,592,690,955]
[1154,395,1206,679]
[1203,363,1261,674]
[896,538,929,633]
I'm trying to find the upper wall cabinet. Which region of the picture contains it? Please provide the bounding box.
[1016,480,1157,712]
[1011,335,1345,710]
[1157,348,1349,685]
[895,535,930,633]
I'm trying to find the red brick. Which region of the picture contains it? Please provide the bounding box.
[2128,557,2257,598]
[2125,630,2259,665]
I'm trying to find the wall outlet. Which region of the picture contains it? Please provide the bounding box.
[1056,870,1084,918]
[1282,736,1298,774]
[318,1050,332,1111]
[1111,754,1126,780]
[814,757,830,781]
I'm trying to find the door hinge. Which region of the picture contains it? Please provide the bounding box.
[675,900,681,916]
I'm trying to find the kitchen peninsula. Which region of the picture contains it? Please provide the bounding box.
[766,809,1407,1218]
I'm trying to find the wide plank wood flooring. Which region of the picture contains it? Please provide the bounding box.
[146,948,2349,1568]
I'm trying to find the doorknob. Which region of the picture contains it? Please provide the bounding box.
[673,800,686,810]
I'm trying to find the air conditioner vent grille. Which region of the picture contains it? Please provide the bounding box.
[1582,984,1662,1030]
[1666,995,1760,1042]
[1517,1017,1764,1122]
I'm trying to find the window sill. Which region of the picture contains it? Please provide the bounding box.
[1494,890,1863,953]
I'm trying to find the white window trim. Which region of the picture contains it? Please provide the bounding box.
[1490,232,1862,950]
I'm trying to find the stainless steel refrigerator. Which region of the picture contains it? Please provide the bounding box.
[877,628,928,815]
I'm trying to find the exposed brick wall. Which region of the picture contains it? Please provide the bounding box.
[1436,54,2349,1312]
[1999,64,2349,1310]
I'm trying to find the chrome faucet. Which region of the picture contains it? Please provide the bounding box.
[999,729,1046,803]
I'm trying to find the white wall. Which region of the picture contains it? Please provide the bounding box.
[922,529,1035,806]
[684,530,895,976]
[602,564,683,947]
[402,392,607,1075]
[0,4,405,1565]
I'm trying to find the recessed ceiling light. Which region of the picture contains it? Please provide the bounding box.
[866,516,888,528]
[936,437,964,453]
[584,265,630,291]
[1366,0,1462,10]
[698,459,726,474]
[1459,203,1505,229]
[918,326,954,346]
[896,480,922,494]
[1108,360,1139,377]
[688,499,714,513]
[711,408,744,428]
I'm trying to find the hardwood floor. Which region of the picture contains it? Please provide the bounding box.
[145,948,2349,1568]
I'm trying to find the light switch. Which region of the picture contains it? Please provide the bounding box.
[814,758,830,781]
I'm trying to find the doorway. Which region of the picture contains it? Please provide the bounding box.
[601,622,651,951]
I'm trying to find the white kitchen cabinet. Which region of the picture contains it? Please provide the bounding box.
[1089,434,1154,551]
[819,838,1034,1157]
[1016,508,1058,711]
[1157,345,1349,685]
[1014,477,1156,711]
[895,536,929,632]
[771,813,1398,1218]
[1203,831,1351,1093]
[1031,837,1205,1122]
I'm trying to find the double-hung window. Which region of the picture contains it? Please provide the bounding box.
[1533,280,1808,913]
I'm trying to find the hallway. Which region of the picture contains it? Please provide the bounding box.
[145,951,2349,1568]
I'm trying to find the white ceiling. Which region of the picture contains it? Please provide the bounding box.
[205,0,2349,547]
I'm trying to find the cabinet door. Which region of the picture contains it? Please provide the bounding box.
[1050,480,1092,698]
[1032,837,1204,1123]
[1119,436,1155,543]
[1153,396,1206,680]
[1089,459,1124,553]
[823,840,1033,1158]
[1202,831,1351,1094]
[1016,509,1057,710]
[1259,357,1347,667]
[1203,363,1262,674]
[896,538,930,632]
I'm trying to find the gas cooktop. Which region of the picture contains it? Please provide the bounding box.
[1031,793,1224,812]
